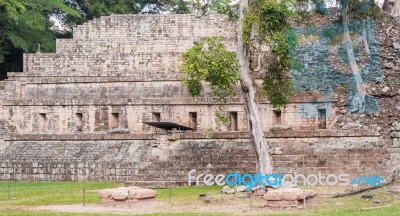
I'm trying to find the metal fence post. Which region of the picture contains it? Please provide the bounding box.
[83,189,86,206]
[128,190,131,208]
[168,186,172,203]
[7,186,10,200]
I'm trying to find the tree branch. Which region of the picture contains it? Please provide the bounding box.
[331,180,394,198]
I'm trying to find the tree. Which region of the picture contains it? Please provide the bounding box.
[236,0,274,175]
[0,0,80,79]
[340,0,366,113]
[181,0,387,175]
[383,0,400,17]
[65,0,191,24]
[181,0,294,175]
[189,0,238,19]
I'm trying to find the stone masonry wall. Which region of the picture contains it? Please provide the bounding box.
[24,14,236,77]
[0,131,387,186]
[0,13,333,132]
[2,103,336,134]
[0,13,398,183]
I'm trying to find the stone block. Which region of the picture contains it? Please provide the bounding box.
[98,186,157,202]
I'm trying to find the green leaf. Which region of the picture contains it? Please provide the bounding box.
[180,36,239,101]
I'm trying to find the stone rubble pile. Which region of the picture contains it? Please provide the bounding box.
[334,15,400,134]
[221,185,317,208]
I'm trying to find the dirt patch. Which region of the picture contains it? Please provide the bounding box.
[36,202,163,215]
[34,193,316,215]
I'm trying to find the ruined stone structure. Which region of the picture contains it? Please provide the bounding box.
[0,13,399,185]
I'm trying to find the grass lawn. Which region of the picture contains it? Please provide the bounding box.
[0,181,119,206]
[0,181,399,215]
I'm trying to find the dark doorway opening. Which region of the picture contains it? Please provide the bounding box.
[189,112,197,130]
[230,112,238,131]
[318,109,327,129]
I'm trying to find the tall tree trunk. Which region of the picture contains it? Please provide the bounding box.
[237,0,274,175]
[361,20,370,54]
[383,0,400,17]
[392,0,400,16]
[341,1,366,113]
[383,0,390,11]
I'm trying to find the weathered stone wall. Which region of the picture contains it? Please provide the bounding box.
[0,13,399,183]
[2,103,336,134]
[24,14,236,77]
[0,13,335,133]
[0,131,387,185]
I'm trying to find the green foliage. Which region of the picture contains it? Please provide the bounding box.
[180,36,239,102]
[184,79,203,96]
[180,37,239,126]
[244,0,292,44]
[0,0,81,78]
[67,0,191,21]
[0,0,80,52]
[215,109,230,125]
[347,0,384,22]
[189,0,238,20]
[314,1,329,15]
[243,0,294,107]
[0,44,23,80]
[312,0,384,22]
[208,0,239,21]
[202,128,214,139]
[171,0,191,14]
[263,60,293,107]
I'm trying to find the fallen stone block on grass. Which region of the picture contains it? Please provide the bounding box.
[98,186,157,205]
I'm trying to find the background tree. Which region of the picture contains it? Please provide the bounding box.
[189,0,238,19]
[65,0,191,24]
[383,0,400,16]
[0,0,80,80]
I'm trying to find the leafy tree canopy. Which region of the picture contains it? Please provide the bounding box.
[190,0,238,20]
[66,0,191,23]
[0,0,191,80]
[0,0,80,79]
[243,0,295,108]
[180,36,239,101]
[180,0,295,110]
